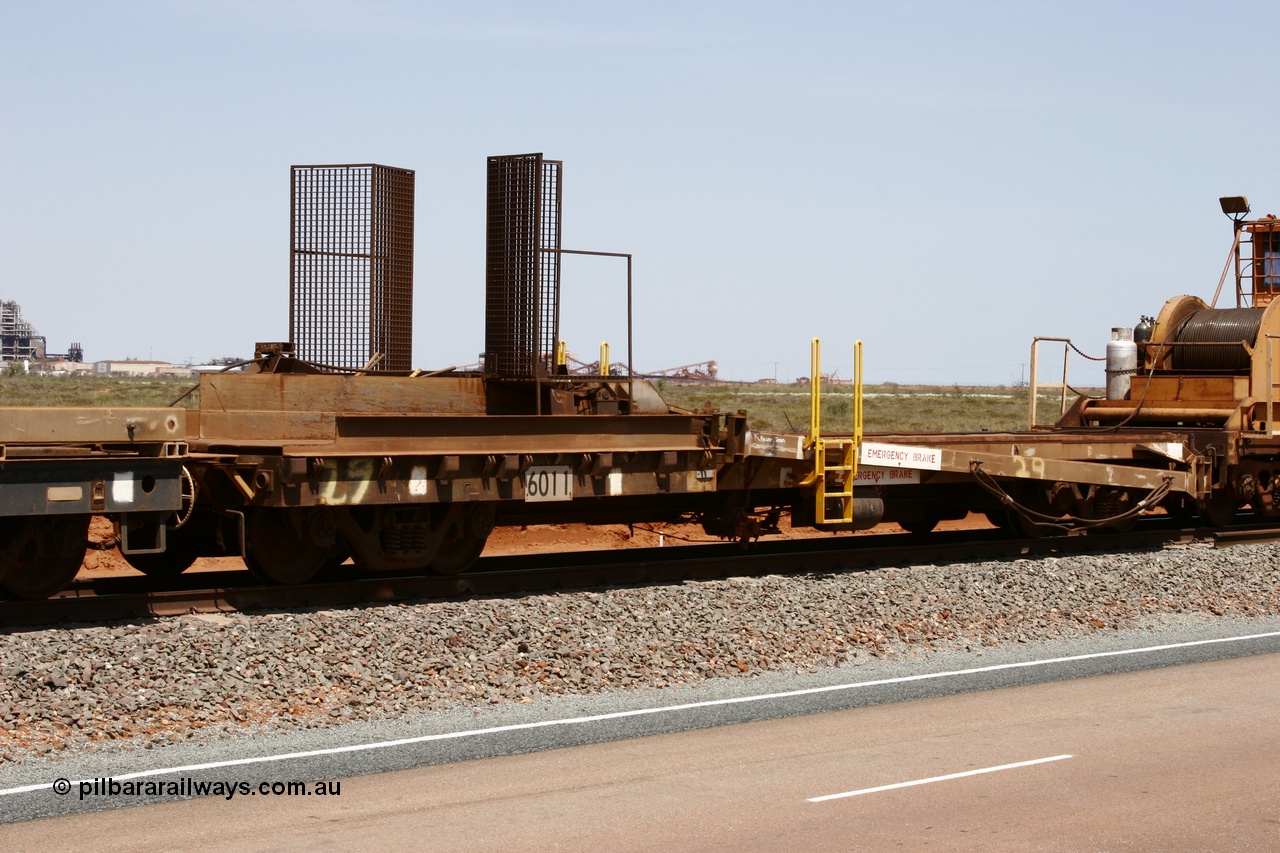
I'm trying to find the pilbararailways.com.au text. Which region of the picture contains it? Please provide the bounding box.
[53,777,342,801]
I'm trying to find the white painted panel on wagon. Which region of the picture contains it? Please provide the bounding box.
[859,441,942,471]
[745,430,807,460]
[46,486,84,502]
[112,473,135,503]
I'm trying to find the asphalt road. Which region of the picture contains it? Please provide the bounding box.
[3,625,1280,849]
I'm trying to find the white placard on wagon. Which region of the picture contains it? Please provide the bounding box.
[858,441,942,471]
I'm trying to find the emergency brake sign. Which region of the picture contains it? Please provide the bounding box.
[859,441,942,471]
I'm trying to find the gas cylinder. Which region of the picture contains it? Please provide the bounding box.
[1134,315,1154,344]
[1106,327,1138,400]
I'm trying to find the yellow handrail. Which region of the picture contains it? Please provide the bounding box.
[808,337,822,446]
[803,337,865,525]
[854,338,863,453]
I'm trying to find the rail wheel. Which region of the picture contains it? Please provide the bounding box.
[314,551,354,581]
[243,508,328,585]
[898,512,940,535]
[1198,493,1240,528]
[429,534,488,575]
[0,514,90,600]
[1161,494,1197,526]
[429,503,494,575]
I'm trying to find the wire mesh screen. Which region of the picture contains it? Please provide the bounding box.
[538,160,562,367]
[290,164,415,372]
[484,153,562,377]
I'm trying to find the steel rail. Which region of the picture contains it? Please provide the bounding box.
[0,521,1227,628]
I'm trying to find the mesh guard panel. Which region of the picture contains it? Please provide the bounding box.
[484,154,562,377]
[290,164,415,372]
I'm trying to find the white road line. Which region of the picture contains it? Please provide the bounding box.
[808,754,1074,802]
[3,629,1278,798]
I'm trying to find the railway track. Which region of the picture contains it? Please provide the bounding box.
[3,519,1252,628]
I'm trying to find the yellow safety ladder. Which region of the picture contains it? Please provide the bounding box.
[803,338,864,525]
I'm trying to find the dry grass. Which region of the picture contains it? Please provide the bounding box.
[0,373,1090,434]
[659,381,1088,433]
[0,374,199,408]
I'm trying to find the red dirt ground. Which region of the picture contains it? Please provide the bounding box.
[78,513,994,580]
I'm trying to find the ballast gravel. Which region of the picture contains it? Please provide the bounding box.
[1,540,1278,764]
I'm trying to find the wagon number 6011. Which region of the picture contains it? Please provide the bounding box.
[523,465,574,502]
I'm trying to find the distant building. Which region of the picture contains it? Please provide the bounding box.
[1,300,46,362]
[44,360,95,375]
[93,359,191,377]
[156,364,195,377]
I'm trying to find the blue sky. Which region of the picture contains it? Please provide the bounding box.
[2,1,1273,384]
